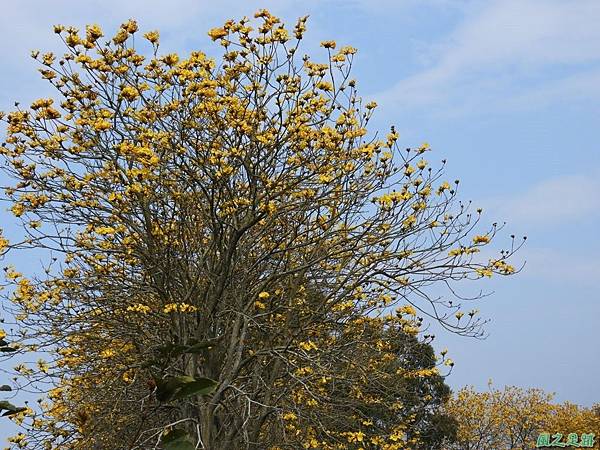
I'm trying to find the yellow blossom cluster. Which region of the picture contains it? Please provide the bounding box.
[448,246,480,257]
[298,340,318,351]
[126,303,151,314]
[162,302,197,313]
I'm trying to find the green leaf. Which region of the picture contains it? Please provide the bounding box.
[0,347,17,352]
[1,409,27,417]
[160,343,188,357]
[161,428,195,450]
[162,428,188,443]
[156,377,185,402]
[184,340,215,353]
[0,385,12,391]
[172,377,218,400]
[156,376,218,402]
[140,359,160,369]
[0,401,26,416]
[156,336,221,359]
[0,401,17,410]
[155,376,194,402]
[172,375,196,384]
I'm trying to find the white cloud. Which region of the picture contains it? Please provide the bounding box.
[487,173,600,226]
[374,0,600,114]
[443,0,600,69]
[519,247,600,283]
[501,68,600,111]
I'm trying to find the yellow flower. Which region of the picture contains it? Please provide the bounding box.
[162,302,197,313]
[42,52,55,65]
[30,98,54,110]
[0,235,8,251]
[120,86,139,101]
[63,268,78,278]
[0,329,6,340]
[273,27,289,42]
[162,53,179,67]
[381,151,392,162]
[14,364,33,376]
[318,173,333,183]
[339,46,357,55]
[100,348,115,358]
[178,303,197,313]
[320,40,336,49]
[93,119,111,131]
[294,366,314,376]
[123,19,138,34]
[437,181,451,194]
[208,27,228,41]
[490,259,515,274]
[298,340,318,351]
[395,276,410,286]
[397,305,416,316]
[316,81,332,91]
[65,32,81,47]
[108,192,123,203]
[126,303,151,314]
[6,268,22,281]
[254,9,274,19]
[95,226,116,235]
[122,369,135,383]
[85,24,103,43]
[402,214,417,229]
[258,291,270,299]
[39,69,56,80]
[11,203,25,217]
[8,433,26,444]
[347,431,365,443]
[144,30,160,44]
[113,29,129,45]
[37,359,50,373]
[472,235,490,244]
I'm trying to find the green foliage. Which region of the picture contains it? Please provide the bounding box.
[161,428,195,450]
[156,376,218,402]
[0,400,26,417]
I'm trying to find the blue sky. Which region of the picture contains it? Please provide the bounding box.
[0,0,598,437]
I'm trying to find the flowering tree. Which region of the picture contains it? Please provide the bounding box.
[0,10,521,449]
[445,384,600,450]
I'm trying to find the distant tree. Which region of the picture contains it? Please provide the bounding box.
[261,295,458,449]
[445,384,600,450]
[0,10,520,449]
